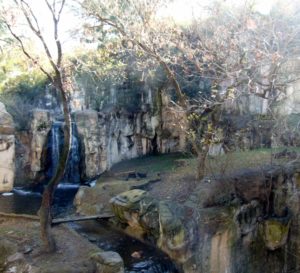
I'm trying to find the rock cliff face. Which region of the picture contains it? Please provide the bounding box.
[75,102,186,180]
[0,102,15,192]
[75,110,105,179]
[81,161,300,273]
[11,97,186,185]
[277,79,300,115]
[30,109,52,180]
[179,163,300,273]
[110,189,197,264]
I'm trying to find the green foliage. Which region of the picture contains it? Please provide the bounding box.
[0,47,48,130]
[36,121,49,132]
[71,48,126,110]
[0,46,46,91]
[71,48,164,112]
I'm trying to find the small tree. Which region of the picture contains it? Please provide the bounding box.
[1,0,71,252]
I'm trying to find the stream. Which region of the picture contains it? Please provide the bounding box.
[0,185,179,273]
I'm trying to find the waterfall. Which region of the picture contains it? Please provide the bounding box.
[64,122,81,183]
[50,121,62,176]
[47,121,81,184]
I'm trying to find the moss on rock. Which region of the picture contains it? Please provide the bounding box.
[261,218,291,251]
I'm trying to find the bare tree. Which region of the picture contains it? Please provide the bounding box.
[1,0,71,252]
[80,0,300,180]
[182,1,300,177]
[79,0,187,106]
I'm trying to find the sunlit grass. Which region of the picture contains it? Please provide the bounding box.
[109,147,300,179]
[199,147,300,177]
[109,153,189,175]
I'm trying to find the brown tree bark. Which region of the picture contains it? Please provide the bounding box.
[39,80,71,252]
[196,144,209,180]
[3,0,70,253]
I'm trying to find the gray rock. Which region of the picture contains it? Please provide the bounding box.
[91,251,124,273]
[0,102,15,192]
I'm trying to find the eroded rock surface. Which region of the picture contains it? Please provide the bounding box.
[74,174,159,215]
[30,109,52,178]
[0,102,15,192]
[110,189,196,264]
[74,106,186,180]
[99,161,300,273]
[91,251,124,273]
[182,162,300,273]
[75,110,104,179]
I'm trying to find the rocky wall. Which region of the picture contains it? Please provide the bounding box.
[0,102,15,192]
[180,162,300,273]
[75,103,186,180]
[100,161,300,273]
[29,109,52,181]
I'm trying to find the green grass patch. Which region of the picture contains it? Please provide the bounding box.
[204,147,300,176]
[109,153,190,175]
[106,147,300,179]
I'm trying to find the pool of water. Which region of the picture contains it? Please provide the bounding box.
[0,186,179,273]
[0,184,78,217]
[71,220,179,273]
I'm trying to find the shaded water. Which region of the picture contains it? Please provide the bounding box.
[0,185,78,217]
[72,220,180,273]
[0,187,179,273]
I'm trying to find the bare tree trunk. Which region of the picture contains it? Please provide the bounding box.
[3,0,69,253]
[196,145,209,180]
[39,82,71,252]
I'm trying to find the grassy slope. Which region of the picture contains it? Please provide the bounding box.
[108,147,300,179]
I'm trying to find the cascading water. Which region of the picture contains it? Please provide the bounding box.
[49,121,61,177]
[64,122,81,183]
[47,121,81,184]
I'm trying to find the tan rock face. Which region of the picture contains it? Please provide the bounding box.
[0,102,15,135]
[0,102,15,192]
[75,110,104,179]
[30,109,52,176]
[110,190,196,264]
[15,131,31,185]
[75,107,187,180]
[160,97,187,153]
[210,230,232,273]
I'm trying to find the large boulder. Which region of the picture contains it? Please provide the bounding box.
[90,251,124,273]
[0,102,15,192]
[74,175,154,216]
[110,189,196,263]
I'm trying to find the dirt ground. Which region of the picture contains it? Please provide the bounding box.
[0,216,99,273]
[148,172,197,204]
[108,153,198,204]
